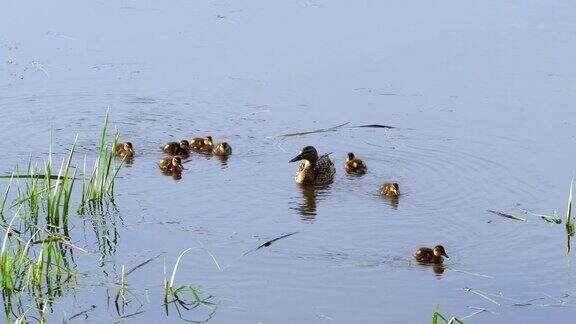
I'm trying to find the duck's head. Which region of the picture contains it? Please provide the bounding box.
[124,142,134,155]
[180,140,190,149]
[346,152,355,162]
[204,136,213,146]
[433,245,449,258]
[290,146,318,164]
[172,156,182,167]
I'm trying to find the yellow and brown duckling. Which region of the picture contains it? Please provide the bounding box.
[162,140,190,156]
[414,245,449,264]
[290,146,336,185]
[345,152,367,175]
[158,156,183,173]
[114,142,134,157]
[213,142,232,156]
[379,182,399,197]
[191,135,214,153]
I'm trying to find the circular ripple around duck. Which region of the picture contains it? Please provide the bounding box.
[385,138,541,213]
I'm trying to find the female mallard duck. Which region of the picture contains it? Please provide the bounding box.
[114,142,134,157]
[191,135,213,153]
[290,146,336,185]
[380,183,399,197]
[162,140,190,156]
[158,156,183,173]
[345,152,367,175]
[414,245,449,264]
[213,142,232,156]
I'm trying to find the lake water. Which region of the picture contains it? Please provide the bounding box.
[1,1,576,323]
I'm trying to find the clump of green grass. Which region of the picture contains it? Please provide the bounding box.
[78,110,123,214]
[0,110,125,321]
[163,248,216,321]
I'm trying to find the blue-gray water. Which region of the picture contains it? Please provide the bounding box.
[1,1,576,323]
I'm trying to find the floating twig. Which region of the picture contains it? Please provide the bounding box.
[126,253,165,276]
[278,122,349,137]
[242,232,299,256]
[487,210,526,222]
[351,124,395,129]
[68,305,96,321]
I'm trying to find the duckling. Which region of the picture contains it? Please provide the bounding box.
[380,183,399,197]
[114,142,134,157]
[191,135,213,153]
[414,245,449,264]
[158,156,183,173]
[290,146,336,185]
[344,152,367,175]
[162,140,190,156]
[213,142,232,156]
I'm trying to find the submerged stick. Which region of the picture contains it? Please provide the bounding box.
[68,305,97,321]
[351,124,395,129]
[487,210,526,222]
[278,122,349,137]
[126,253,165,276]
[274,121,396,138]
[242,232,299,256]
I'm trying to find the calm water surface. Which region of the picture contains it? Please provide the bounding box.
[1,1,576,323]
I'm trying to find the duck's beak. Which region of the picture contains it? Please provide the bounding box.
[442,252,449,258]
[290,154,302,163]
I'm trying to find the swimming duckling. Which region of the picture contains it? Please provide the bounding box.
[213,142,232,156]
[191,135,213,153]
[162,140,190,156]
[413,245,449,264]
[380,183,399,197]
[114,142,134,157]
[158,156,183,173]
[344,152,367,175]
[290,146,336,185]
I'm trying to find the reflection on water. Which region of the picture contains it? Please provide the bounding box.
[432,263,445,275]
[415,261,445,276]
[291,185,331,221]
[81,204,123,266]
[217,155,229,167]
[386,195,399,210]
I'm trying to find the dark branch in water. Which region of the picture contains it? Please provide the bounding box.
[243,232,299,256]
[119,310,146,319]
[352,124,395,129]
[279,122,349,137]
[68,305,96,321]
[126,253,165,276]
[277,122,396,138]
[487,210,527,222]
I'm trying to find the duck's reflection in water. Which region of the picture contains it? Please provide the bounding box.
[217,155,229,168]
[122,156,134,166]
[291,185,331,221]
[161,170,182,181]
[387,195,399,209]
[416,261,445,276]
[432,263,445,275]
